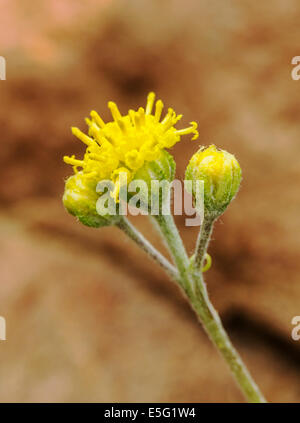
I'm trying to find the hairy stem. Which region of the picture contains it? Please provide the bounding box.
[152,214,193,296]
[194,213,215,271]
[117,217,178,281]
[191,272,266,403]
[153,214,266,403]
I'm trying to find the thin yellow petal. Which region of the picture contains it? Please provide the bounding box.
[71,127,93,146]
[108,101,122,121]
[145,92,155,115]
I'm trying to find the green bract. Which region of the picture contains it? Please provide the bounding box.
[130,150,176,213]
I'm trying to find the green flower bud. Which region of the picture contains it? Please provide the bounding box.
[63,171,121,228]
[185,145,242,218]
[127,149,176,214]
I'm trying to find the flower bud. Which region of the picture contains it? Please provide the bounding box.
[185,145,242,218]
[63,172,121,228]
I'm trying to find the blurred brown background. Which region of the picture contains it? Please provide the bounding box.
[0,0,300,402]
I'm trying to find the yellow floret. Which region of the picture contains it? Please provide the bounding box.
[193,145,227,182]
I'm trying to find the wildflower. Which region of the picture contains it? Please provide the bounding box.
[63,92,198,202]
[185,145,242,217]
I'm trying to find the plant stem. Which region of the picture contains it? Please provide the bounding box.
[153,214,266,403]
[117,217,178,281]
[152,214,194,296]
[191,272,266,403]
[194,213,215,271]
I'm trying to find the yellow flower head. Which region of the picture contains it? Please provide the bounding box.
[64,92,198,199]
